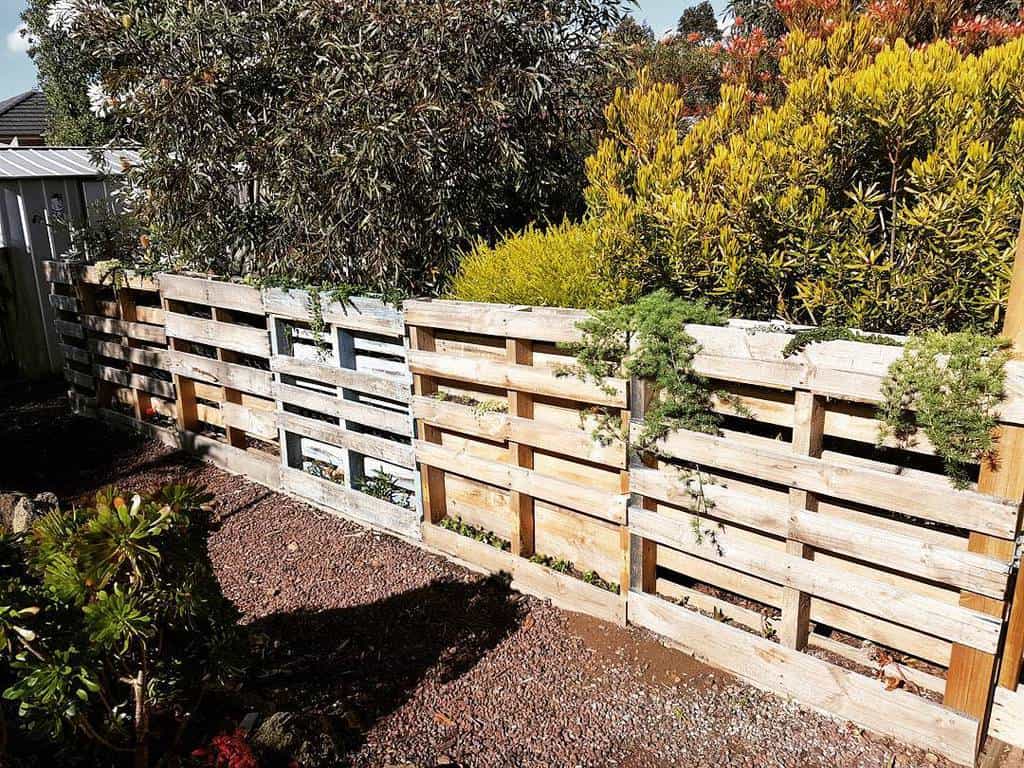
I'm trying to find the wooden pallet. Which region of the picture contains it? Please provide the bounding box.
[266,287,418,539]
[44,260,172,421]
[406,299,629,623]
[627,323,1024,765]
[160,274,279,470]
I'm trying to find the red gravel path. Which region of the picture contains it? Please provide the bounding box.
[0,391,984,768]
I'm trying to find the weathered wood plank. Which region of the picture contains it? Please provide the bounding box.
[55,319,84,339]
[279,411,414,468]
[89,340,169,370]
[93,364,175,400]
[407,349,626,407]
[423,523,625,623]
[281,466,419,539]
[275,382,412,436]
[649,426,1018,539]
[48,293,79,312]
[990,685,1024,750]
[263,288,403,335]
[271,355,410,402]
[81,314,167,344]
[80,266,158,292]
[628,592,979,766]
[164,312,270,356]
[157,273,263,314]
[629,505,1002,653]
[42,259,74,284]
[221,401,279,442]
[411,395,511,441]
[59,344,90,364]
[416,440,626,523]
[166,351,273,397]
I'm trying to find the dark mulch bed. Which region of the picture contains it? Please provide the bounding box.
[0,385,966,768]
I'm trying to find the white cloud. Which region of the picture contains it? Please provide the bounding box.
[6,24,34,55]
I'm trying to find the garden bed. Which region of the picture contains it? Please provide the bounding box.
[0,388,991,768]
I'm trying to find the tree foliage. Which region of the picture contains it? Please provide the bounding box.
[21,0,115,145]
[64,0,624,293]
[678,1,723,41]
[0,484,242,766]
[458,27,1024,333]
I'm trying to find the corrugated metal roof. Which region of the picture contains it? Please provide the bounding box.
[0,91,48,136]
[0,147,140,178]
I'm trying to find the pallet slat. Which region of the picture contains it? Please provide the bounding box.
[628,592,979,766]
[164,312,270,357]
[649,425,1018,538]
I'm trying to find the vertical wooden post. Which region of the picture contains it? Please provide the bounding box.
[507,337,535,557]
[628,376,659,596]
[73,275,112,409]
[618,406,632,593]
[409,326,447,524]
[946,214,1024,721]
[162,297,198,433]
[114,284,152,422]
[211,307,247,448]
[780,390,825,650]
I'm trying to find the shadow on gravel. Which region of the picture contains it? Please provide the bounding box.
[244,575,523,766]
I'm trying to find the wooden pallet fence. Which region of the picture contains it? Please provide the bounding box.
[265,288,419,539]
[43,260,173,420]
[159,274,281,488]
[40,268,1024,764]
[405,299,629,624]
[626,322,1024,765]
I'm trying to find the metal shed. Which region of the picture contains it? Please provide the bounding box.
[0,146,139,379]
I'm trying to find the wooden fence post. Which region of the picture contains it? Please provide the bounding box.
[780,390,825,650]
[507,338,536,557]
[945,213,1024,725]
[409,325,446,525]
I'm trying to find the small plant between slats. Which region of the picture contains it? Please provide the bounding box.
[43,260,173,422]
[405,299,630,624]
[264,287,418,539]
[627,321,1024,766]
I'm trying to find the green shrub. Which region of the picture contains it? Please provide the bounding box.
[465,29,1024,334]
[879,331,1010,487]
[68,0,624,293]
[452,221,610,309]
[0,484,242,766]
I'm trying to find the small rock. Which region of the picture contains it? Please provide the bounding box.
[925,753,939,764]
[239,712,260,734]
[0,491,57,533]
[286,541,298,553]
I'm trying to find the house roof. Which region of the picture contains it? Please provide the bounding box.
[0,146,140,178]
[0,91,49,137]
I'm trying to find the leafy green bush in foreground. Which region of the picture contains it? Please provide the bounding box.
[0,484,242,767]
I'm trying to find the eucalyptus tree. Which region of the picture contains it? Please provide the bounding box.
[66,0,625,293]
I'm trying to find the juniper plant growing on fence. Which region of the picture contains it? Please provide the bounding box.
[879,331,1010,487]
[567,290,729,449]
[0,484,243,767]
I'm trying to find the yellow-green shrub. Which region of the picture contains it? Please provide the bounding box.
[451,221,613,308]
[457,31,1024,332]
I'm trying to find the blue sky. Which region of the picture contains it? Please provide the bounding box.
[0,1,730,100]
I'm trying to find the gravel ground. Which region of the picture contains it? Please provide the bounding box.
[0,389,1001,768]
